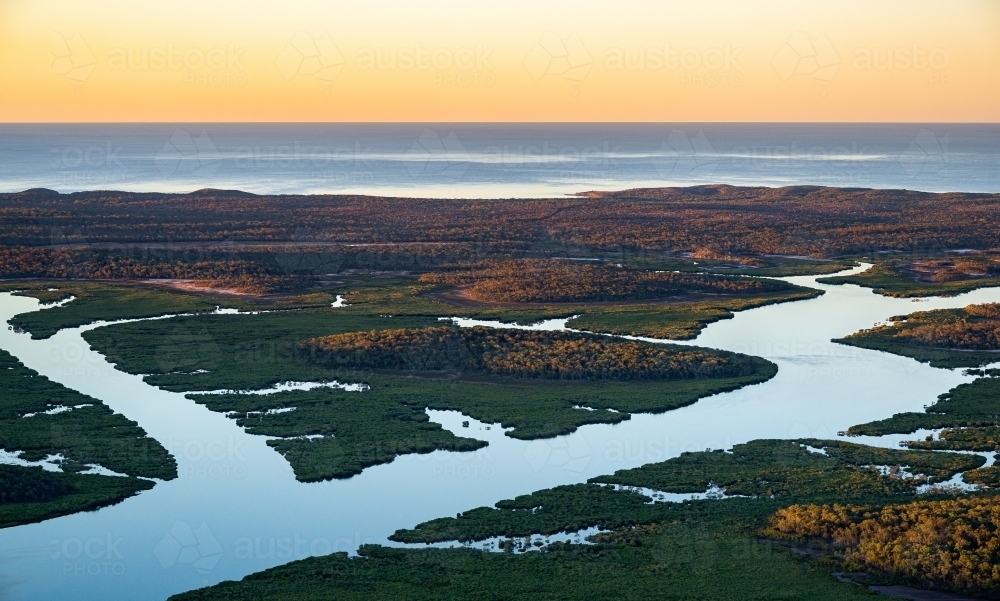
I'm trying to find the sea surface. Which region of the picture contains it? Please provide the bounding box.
[2,267,1000,600]
[0,123,998,197]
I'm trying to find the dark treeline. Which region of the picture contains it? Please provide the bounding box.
[0,243,510,292]
[0,465,74,504]
[421,260,796,303]
[4,185,1000,257]
[0,246,301,293]
[305,326,755,381]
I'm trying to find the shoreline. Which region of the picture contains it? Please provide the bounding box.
[6,181,1000,200]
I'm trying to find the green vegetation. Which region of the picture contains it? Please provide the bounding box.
[418,374,775,440]
[150,339,772,480]
[847,373,1000,463]
[391,439,976,546]
[414,258,822,340]
[835,303,1000,368]
[572,289,821,339]
[0,349,175,528]
[6,282,227,339]
[174,438,975,601]
[0,349,175,478]
[391,439,958,547]
[351,272,819,343]
[590,438,977,500]
[191,386,487,481]
[188,373,774,481]
[0,463,73,503]
[963,467,1000,487]
[849,375,1000,437]
[907,426,1000,452]
[2,281,350,340]
[7,185,1000,598]
[0,284,74,303]
[172,531,875,601]
[83,304,441,393]
[391,484,658,544]
[819,261,1000,298]
[696,259,855,278]
[0,465,154,529]
[800,439,984,482]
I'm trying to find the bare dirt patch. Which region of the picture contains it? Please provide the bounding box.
[142,279,258,298]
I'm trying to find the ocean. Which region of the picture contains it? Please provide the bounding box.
[0,123,997,197]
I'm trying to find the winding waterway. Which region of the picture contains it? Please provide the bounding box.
[2,265,1000,600]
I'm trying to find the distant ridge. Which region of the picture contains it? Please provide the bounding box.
[577,184,956,201]
[6,188,263,199]
[188,188,257,197]
[15,188,60,198]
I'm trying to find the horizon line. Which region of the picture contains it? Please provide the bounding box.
[2,121,999,126]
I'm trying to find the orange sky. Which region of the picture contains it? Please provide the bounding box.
[2,0,998,122]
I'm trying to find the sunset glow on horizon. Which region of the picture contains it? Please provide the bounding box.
[2,0,999,123]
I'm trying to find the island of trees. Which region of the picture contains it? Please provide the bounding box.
[420,259,797,304]
[305,326,756,381]
[836,302,1000,368]
[770,496,1000,597]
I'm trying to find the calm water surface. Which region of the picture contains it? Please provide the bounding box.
[1,123,998,197]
